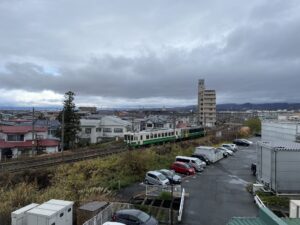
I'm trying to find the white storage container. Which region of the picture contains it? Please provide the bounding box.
[290,200,300,218]
[26,207,58,225]
[26,199,73,225]
[46,199,73,225]
[11,203,39,225]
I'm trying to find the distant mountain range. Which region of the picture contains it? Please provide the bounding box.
[171,103,300,112]
[216,103,300,111]
[1,103,300,111]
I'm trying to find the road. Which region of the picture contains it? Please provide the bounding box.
[182,138,259,225]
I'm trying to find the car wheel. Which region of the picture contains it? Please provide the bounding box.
[145,180,149,184]
[186,172,190,175]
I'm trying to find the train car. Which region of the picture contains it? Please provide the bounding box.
[179,127,205,140]
[124,127,205,147]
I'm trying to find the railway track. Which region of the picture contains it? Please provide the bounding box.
[0,147,127,173]
[0,125,234,173]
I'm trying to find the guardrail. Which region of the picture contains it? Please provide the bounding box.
[145,184,182,197]
[254,195,266,208]
[178,188,185,222]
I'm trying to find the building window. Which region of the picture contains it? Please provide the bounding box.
[7,135,24,141]
[85,128,91,134]
[114,128,123,133]
[103,128,112,133]
[96,128,101,132]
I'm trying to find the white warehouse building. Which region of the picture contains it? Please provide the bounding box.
[262,120,300,143]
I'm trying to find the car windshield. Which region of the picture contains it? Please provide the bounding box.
[158,174,167,180]
[137,211,150,222]
[194,159,202,165]
[162,170,173,177]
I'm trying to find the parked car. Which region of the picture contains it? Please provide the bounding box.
[171,161,195,175]
[112,209,158,225]
[233,139,250,146]
[240,139,253,145]
[159,169,182,184]
[144,171,169,186]
[218,147,233,156]
[217,147,229,157]
[221,143,238,152]
[191,153,212,165]
[175,156,205,171]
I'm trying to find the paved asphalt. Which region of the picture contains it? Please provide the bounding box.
[181,138,259,225]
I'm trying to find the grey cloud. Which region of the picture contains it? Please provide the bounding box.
[0,0,300,105]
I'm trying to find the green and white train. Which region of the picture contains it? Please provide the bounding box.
[124,127,205,147]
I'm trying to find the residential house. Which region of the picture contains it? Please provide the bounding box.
[78,116,131,144]
[0,126,60,160]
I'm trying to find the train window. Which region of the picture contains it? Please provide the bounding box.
[140,135,143,140]
[150,134,153,138]
[171,132,174,135]
[158,133,161,137]
[146,135,149,139]
[154,134,157,138]
[162,133,164,137]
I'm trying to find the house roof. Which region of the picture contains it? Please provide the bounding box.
[258,141,300,151]
[0,126,47,134]
[0,139,59,148]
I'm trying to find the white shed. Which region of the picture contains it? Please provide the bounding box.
[257,141,300,193]
[194,146,223,163]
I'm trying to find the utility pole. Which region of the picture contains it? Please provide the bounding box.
[61,110,64,154]
[31,107,35,155]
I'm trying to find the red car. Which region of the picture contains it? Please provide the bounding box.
[171,161,195,175]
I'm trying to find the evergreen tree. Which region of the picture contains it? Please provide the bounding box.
[56,91,81,149]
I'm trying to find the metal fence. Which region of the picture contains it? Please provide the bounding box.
[145,184,182,197]
[82,202,133,225]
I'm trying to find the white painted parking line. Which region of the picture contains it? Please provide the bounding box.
[185,180,190,183]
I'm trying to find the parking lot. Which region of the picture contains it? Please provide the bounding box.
[181,138,259,225]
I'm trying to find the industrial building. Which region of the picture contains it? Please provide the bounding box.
[198,79,216,127]
[257,141,300,193]
[262,120,300,143]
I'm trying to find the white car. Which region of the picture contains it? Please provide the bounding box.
[240,139,253,145]
[222,144,238,152]
[218,147,234,156]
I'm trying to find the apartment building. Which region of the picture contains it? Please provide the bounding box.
[198,79,216,127]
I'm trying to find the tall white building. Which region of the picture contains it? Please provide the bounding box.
[198,79,216,127]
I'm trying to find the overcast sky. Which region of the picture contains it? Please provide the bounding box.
[0,0,299,108]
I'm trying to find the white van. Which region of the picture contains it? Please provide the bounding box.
[175,156,205,172]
